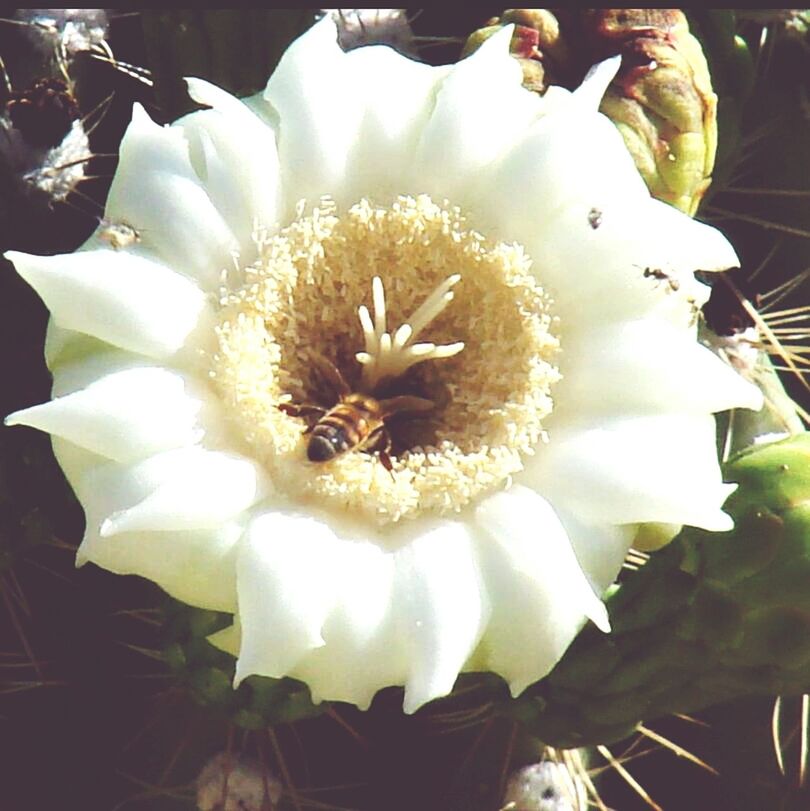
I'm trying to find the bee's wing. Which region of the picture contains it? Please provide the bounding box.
[309,351,351,398]
[378,396,434,418]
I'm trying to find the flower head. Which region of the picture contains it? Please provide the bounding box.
[5,21,762,712]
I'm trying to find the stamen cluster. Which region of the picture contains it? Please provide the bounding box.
[211,195,559,524]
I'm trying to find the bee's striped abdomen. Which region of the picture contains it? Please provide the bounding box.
[306,400,375,463]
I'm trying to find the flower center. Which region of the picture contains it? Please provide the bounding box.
[211,195,558,524]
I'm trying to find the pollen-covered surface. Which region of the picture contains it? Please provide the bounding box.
[211,195,558,524]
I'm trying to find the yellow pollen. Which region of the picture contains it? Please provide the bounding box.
[210,195,559,525]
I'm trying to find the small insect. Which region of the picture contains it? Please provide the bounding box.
[587,207,603,229]
[278,353,433,472]
[643,266,680,292]
[97,218,140,249]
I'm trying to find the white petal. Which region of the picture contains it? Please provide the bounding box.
[105,104,238,289]
[235,510,341,682]
[547,200,737,320]
[392,519,490,713]
[412,26,542,205]
[235,512,490,711]
[73,447,269,536]
[56,436,243,612]
[553,509,636,596]
[573,55,621,110]
[7,363,223,463]
[290,525,402,708]
[6,249,215,360]
[208,620,240,657]
[555,319,764,417]
[338,46,444,204]
[43,321,73,369]
[78,521,242,611]
[264,17,363,210]
[474,104,648,244]
[44,321,108,371]
[52,436,107,485]
[475,487,609,695]
[522,414,736,532]
[186,76,271,124]
[181,80,282,252]
[482,183,737,327]
[49,349,139,396]
[643,199,741,273]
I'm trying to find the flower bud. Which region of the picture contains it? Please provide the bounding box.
[463,10,718,214]
[503,759,588,811]
[588,10,717,215]
[322,9,416,55]
[196,751,282,811]
[461,10,571,94]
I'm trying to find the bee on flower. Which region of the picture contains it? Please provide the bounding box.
[5,18,761,714]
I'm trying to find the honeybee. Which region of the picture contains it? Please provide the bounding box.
[278,353,434,472]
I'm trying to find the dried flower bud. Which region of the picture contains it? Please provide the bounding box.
[503,760,588,811]
[461,11,570,94]
[196,752,282,811]
[321,9,416,55]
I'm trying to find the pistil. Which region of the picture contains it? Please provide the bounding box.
[356,274,465,390]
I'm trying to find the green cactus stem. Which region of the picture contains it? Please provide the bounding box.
[507,433,810,749]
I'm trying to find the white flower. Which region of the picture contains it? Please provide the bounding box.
[5,20,762,713]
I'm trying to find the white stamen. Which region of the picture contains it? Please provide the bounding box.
[408,273,462,337]
[393,323,413,349]
[409,343,436,357]
[358,304,374,338]
[356,274,465,388]
[431,342,466,358]
[372,275,387,337]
